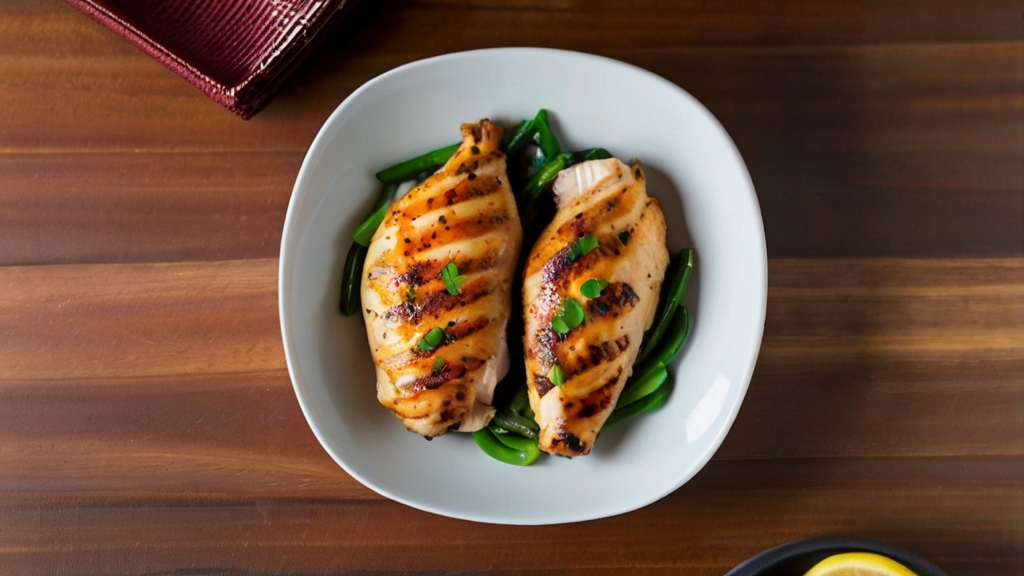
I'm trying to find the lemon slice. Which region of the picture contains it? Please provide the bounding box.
[803,552,919,576]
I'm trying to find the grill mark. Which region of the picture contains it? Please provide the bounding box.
[537,221,637,289]
[406,363,466,392]
[588,282,640,320]
[383,301,418,324]
[586,340,625,366]
[575,370,621,419]
[556,184,642,239]
[375,253,502,320]
[595,240,621,259]
[447,315,490,341]
[551,431,584,454]
[419,209,513,249]
[540,245,577,287]
[387,282,493,324]
[394,263,428,291]
[554,334,631,385]
[390,384,477,429]
[396,160,503,216]
[404,357,486,393]
[393,254,498,290]
[535,373,554,398]
[614,335,630,352]
[420,281,493,319]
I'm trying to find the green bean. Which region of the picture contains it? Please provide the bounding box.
[352,183,399,246]
[604,380,671,429]
[522,152,571,200]
[339,242,367,316]
[634,306,690,378]
[472,428,541,466]
[492,431,541,455]
[617,362,668,410]
[566,147,612,165]
[531,109,561,158]
[520,147,615,203]
[375,143,460,185]
[490,411,539,440]
[503,118,534,154]
[636,248,694,364]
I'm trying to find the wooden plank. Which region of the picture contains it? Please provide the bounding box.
[0,259,284,380]
[0,152,299,265]
[0,371,373,501]
[722,258,1024,459]
[0,457,1018,575]
[763,258,1024,357]
[723,357,1024,460]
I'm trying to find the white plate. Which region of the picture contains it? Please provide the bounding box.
[279,48,766,525]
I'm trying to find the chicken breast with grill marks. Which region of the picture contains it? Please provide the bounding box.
[361,120,522,437]
[522,157,668,456]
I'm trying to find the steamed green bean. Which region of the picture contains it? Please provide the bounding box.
[472,428,541,466]
[375,143,460,185]
[352,183,398,246]
[636,248,694,364]
[617,362,668,410]
[339,242,367,316]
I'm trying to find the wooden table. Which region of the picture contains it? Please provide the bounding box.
[2,1,1022,574]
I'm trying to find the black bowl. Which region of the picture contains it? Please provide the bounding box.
[725,535,948,576]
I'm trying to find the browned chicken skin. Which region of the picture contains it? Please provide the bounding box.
[522,158,668,456]
[361,120,523,437]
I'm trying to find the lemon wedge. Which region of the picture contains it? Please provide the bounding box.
[803,552,919,576]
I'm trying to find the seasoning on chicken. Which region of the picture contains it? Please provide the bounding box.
[522,157,668,456]
[361,120,523,437]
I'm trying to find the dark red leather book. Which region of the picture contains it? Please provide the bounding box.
[65,0,352,118]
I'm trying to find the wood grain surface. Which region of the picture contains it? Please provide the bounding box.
[1,0,1022,574]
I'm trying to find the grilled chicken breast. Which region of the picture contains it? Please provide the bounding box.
[522,158,668,456]
[361,120,522,437]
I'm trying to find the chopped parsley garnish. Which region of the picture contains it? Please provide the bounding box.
[440,261,468,296]
[552,315,569,334]
[417,327,446,353]
[580,278,609,299]
[548,364,566,387]
[552,297,585,334]
[568,234,599,261]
